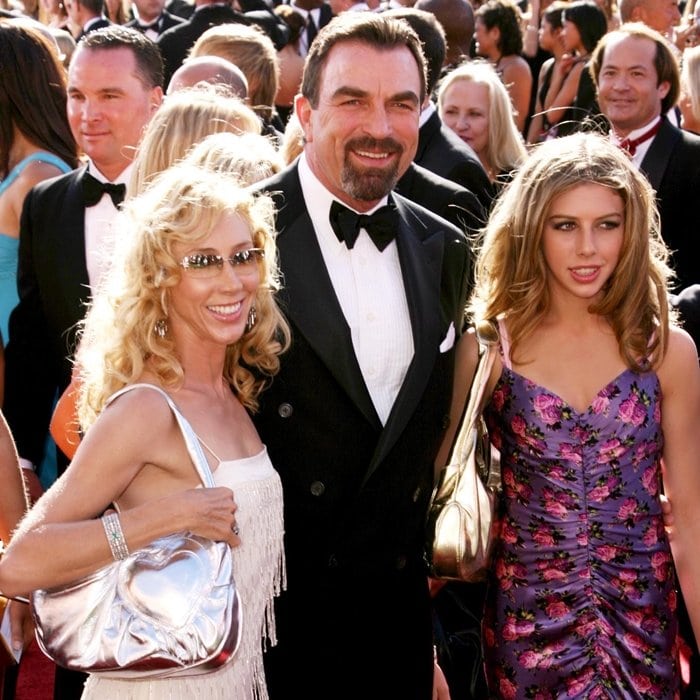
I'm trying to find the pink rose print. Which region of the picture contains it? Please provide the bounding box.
[511,414,527,436]
[632,674,653,692]
[518,650,538,669]
[618,395,647,426]
[559,443,583,466]
[544,598,570,620]
[532,526,556,547]
[590,394,609,415]
[641,466,658,495]
[596,543,619,562]
[533,393,565,426]
[598,438,626,464]
[499,678,517,700]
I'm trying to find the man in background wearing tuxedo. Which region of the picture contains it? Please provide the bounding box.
[3,29,162,696]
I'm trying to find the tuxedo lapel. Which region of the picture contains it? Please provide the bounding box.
[58,167,90,300]
[271,168,380,428]
[640,118,680,192]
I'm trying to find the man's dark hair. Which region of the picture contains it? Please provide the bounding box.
[79,25,164,89]
[301,13,427,107]
[77,0,104,16]
[589,22,680,115]
[383,8,446,96]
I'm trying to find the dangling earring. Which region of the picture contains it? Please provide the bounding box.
[154,318,168,338]
[244,306,257,333]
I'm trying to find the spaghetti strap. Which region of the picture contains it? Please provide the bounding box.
[196,435,222,464]
[0,152,72,196]
[497,318,513,369]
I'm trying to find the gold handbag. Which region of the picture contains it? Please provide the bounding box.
[426,320,501,582]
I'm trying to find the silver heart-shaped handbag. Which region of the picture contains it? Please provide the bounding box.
[30,384,242,678]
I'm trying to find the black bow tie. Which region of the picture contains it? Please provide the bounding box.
[329,200,399,251]
[137,17,160,31]
[82,172,126,208]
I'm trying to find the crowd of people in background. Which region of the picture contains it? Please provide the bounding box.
[0,0,700,698]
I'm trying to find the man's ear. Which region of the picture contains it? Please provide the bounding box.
[295,94,313,143]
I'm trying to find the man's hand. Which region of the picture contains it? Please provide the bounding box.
[660,493,674,539]
[433,655,451,700]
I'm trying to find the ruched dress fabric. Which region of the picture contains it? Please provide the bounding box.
[0,152,72,345]
[82,447,285,700]
[482,327,680,699]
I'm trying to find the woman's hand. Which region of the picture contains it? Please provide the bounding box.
[181,486,240,548]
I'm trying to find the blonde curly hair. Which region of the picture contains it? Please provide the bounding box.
[76,162,290,430]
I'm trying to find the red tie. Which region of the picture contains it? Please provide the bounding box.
[618,121,662,156]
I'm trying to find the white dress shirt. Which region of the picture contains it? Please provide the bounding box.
[298,154,414,425]
[84,161,132,293]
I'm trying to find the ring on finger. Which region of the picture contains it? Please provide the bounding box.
[232,525,240,536]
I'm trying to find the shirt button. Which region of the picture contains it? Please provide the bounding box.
[278,402,293,418]
[310,480,325,496]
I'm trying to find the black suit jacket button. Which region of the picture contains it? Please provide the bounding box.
[310,480,325,496]
[395,555,407,570]
[328,554,339,568]
[412,486,422,503]
[441,414,451,430]
[278,402,293,418]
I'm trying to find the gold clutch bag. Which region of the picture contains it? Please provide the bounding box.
[426,320,501,582]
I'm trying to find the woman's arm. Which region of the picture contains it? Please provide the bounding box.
[0,410,28,545]
[527,57,553,143]
[542,59,584,126]
[0,391,238,597]
[659,327,700,644]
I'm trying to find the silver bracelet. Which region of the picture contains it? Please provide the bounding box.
[101,512,130,561]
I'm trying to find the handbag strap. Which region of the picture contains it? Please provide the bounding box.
[105,383,216,488]
[448,320,499,462]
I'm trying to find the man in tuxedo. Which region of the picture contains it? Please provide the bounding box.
[252,12,467,699]
[3,28,162,696]
[156,0,289,84]
[126,0,186,40]
[64,0,111,40]
[289,0,334,56]
[590,22,700,292]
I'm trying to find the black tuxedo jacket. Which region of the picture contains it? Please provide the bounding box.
[156,4,288,84]
[125,9,186,36]
[76,16,111,40]
[397,161,486,235]
[415,110,493,211]
[640,118,700,292]
[251,163,471,698]
[4,167,90,469]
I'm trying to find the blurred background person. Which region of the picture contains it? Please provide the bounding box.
[538,0,607,137]
[474,0,533,134]
[273,3,305,126]
[184,130,283,185]
[526,0,568,143]
[166,54,248,96]
[189,22,285,140]
[680,43,700,133]
[129,85,261,195]
[0,21,78,389]
[437,58,527,198]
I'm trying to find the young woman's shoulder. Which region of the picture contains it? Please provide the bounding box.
[657,324,700,389]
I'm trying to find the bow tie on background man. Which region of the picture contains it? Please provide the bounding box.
[617,120,661,157]
[82,172,126,208]
[329,200,399,251]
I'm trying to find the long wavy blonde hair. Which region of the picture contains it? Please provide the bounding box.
[76,162,290,431]
[468,132,674,371]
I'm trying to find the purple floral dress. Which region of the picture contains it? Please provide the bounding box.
[482,332,679,699]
